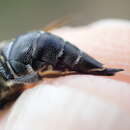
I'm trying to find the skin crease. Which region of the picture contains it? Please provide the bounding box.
[0,19,130,130]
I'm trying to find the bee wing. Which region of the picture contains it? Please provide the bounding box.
[43,16,71,32]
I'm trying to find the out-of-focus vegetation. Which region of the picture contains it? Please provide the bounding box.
[0,0,129,41]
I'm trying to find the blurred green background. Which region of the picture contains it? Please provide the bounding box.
[0,0,129,41]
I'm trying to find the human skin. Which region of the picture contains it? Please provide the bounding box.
[0,19,129,130]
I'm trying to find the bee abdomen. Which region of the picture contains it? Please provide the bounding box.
[25,31,123,76]
[55,40,123,75]
[56,41,103,72]
[57,41,80,67]
[34,32,65,66]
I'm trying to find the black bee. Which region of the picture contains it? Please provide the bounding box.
[0,30,123,108]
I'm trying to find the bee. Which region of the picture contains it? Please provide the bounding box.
[0,20,123,108]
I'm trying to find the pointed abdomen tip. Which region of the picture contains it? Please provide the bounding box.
[103,68,124,75]
[106,68,124,72]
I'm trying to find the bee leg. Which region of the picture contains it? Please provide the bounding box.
[38,69,75,78]
[38,64,74,78]
[12,72,41,84]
